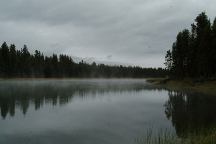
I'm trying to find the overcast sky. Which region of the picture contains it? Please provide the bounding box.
[0,0,215,67]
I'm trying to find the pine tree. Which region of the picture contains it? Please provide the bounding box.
[0,42,9,75]
[194,12,211,77]
[9,44,17,76]
[165,50,172,72]
[211,18,216,76]
[21,45,31,75]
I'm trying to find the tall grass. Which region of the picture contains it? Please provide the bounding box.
[136,128,216,144]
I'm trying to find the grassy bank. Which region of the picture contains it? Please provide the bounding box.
[146,78,216,96]
[136,128,216,144]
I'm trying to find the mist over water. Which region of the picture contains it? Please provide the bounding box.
[0,79,216,144]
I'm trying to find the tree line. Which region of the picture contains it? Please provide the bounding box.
[165,12,216,78]
[0,42,167,78]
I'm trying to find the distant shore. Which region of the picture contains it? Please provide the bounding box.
[147,78,216,96]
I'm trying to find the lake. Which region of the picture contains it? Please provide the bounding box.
[0,79,216,144]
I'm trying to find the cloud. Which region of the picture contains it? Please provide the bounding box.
[0,0,215,67]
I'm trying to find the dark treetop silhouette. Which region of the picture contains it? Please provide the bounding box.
[0,42,167,78]
[165,12,216,78]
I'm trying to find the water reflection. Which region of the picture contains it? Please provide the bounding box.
[0,79,158,119]
[1,79,216,140]
[164,91,216,137]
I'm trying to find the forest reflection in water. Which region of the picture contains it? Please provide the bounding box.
[165,90,216,138]
[0,79,156,119]
[0,79,216,142]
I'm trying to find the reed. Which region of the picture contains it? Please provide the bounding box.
[136,128,216,144]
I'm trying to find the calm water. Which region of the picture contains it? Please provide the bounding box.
[0,79,216,144]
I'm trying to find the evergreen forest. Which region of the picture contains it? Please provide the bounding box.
[0,42,166,78]
[165,12,216,78]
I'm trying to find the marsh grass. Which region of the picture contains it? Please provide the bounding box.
[136,128,216,144]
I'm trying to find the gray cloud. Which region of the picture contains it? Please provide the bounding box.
[0,0,215,67]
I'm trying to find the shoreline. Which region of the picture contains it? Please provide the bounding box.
[1,77,216,96]
[0,77,148,80]
[147,78,216,96]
